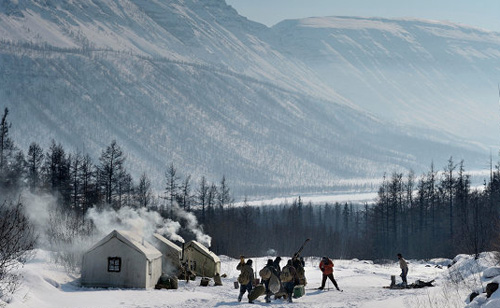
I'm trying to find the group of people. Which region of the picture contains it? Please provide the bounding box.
[237,253,409,303]
[237,255,342,303]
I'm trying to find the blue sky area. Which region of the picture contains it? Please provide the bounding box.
[226,0,500,32]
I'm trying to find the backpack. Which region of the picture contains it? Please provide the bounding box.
[296,265,305,278]
[280,266,292,282]
[259,267,272,280]
[238,267,251,285]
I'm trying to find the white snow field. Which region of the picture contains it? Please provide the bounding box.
[7,250,500,308]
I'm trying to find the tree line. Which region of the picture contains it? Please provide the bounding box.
[201,158,500,261]
[368,159,498,259]
[0,107,233,219]
[2,104,500,270]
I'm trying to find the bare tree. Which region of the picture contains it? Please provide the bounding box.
[197,176,208,223]
[206,182,218,219]
[0,108,12,174]
[27,142,44,193]
[0,199,37,297]
[441,157,456,247]
[0,108,19,191]
[164,163,179,217]
[46,205,94,274]
[178,175,193,211]
[217,175,232,209]
[69,152,83,211]
[80,154,96,219]
[98,140,126,208]
[136,173,152,208]
[42,140,71,203]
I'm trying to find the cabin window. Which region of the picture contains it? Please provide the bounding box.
[108,257,121,272]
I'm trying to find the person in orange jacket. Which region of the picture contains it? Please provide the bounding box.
[318,256,342,291]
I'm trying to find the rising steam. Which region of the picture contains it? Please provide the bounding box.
[171,202,212,247]
[86,206,185,243]
[20,190,212,268]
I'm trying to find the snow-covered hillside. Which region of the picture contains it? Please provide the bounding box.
[0,0,339,100]
[0,0,490,196]
[271,16,500,146]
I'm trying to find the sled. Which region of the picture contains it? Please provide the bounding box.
[384,284,408,289]
[248,284,266,302]
[269,273,281,294]
[384,279,435,289]
[411,279,435,288]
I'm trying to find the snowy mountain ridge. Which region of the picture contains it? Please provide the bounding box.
[270,16,500,146]
[0,0,344,102]
[0,0,491,196]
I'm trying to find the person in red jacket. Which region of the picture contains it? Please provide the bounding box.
[318,256,342,291]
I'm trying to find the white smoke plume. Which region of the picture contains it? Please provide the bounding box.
[171,202,212,247]
[19,191,97,272]
[86,206,184,243]
[19,191,212,263]
[20,191,58,247]
[86,202,212,247]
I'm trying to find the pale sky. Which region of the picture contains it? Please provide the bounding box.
[226,0,500,32]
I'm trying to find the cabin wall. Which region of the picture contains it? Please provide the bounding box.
[82,237,150,288]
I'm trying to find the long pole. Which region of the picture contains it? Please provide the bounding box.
[293,238,311,258]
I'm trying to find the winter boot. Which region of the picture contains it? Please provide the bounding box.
[238,293,243,302]
[265,294,271,303]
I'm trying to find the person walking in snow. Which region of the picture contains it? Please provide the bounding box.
[318,256,341,291]
[237,257,254,303]
[397,253,408,287]
[292,255,307,285]
[259,259,279,303]
[280,259,299,302]
[273,256,282,276]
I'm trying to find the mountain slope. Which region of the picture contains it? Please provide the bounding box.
[0,0,345,103]
[270,16,500,146]
[0,1,488,196]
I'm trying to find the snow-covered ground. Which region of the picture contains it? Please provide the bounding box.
[7,250,499,308]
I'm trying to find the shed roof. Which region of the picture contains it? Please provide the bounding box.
[86,230,162,261]
[153,233,182,252]
[185,240,220,263]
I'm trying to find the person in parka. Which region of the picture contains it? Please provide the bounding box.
[273,256,282,276]
[318,256,341,291]
[280,259,299,302]
[260,259,279,303]
[397,253,408,287]
[236,257,254,302]
[292,255,307,285]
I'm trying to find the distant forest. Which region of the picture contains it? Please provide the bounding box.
[1,106,499,262]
